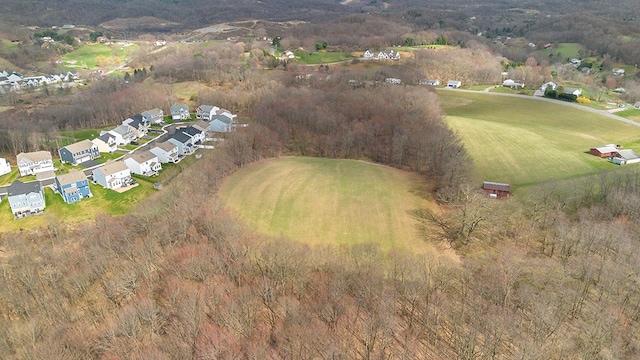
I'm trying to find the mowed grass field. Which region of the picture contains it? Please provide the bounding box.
[219,157,432,250]
[439,91,640,187]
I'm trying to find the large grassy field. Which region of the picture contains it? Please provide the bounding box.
[439,91,640,188]
[293,50,351,64]
[61,43,138,70]
[219,157,433,250]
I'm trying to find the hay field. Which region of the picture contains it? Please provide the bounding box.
[219,157,433,250]
[439,91,640,187]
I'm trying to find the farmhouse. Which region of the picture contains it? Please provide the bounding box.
[447,80,462,88]
[55,170,92,204]
[482,181,511,197]
[123,151,162,176]
[503,79,525,89]
[564,87,583,96]
[92,133,117,153]
[92,161,132,190]
[0,157,10,176]
[58,139,100,165]
[7,180,46,218]
[590,144,618,157]
[171,104,191,121]
[17,151,55,177]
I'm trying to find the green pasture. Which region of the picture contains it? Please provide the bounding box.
[0,180,154,232]
[439,91,640,188]
[219,157,432,250]
[293,50,351,64]
[61,43,138,69]
[539,42,583,59]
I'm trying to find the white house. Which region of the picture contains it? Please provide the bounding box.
[106,124,136,145]
[385,78,402,84]
[17,151,55,177]
[419,79,440,86]
[613,68,626,76]
[0,157,11,176]
[179,125,206,144]
[503,79,525,89]
[92,161,132,190]
[123,114,149,138]
[564,87,583,96]
[7,180,45,218]
[149,141,180,163]
[92,133,118,153]
[195,105,220,121]
[123,151,161,176]
[447,80,462,88]
[168,132,196,156]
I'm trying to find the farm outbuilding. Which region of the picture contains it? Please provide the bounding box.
[590,144,618,157]
[612,149,640,165]
[482,181,511,197]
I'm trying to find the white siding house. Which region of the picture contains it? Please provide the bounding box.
[92,161,132,190]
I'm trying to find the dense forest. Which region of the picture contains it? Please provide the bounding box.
[2,1,640,358]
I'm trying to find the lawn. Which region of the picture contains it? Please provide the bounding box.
[539,43,583,59]
[293,50,351,64]
[219,157,433,250]
[439,91,640,188]
[0,180,155,232]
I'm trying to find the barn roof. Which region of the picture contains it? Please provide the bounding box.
[483,181,511,192]
[593,145,617,154]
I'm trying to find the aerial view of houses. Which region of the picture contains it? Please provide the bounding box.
[1,104,238,218]
[17,151,55,177]
[7,180,46,218]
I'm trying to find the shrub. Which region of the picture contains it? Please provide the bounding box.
[576,97,591,104]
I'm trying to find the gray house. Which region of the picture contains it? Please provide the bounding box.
[208,114,236,133]
[58,139,100,165]
[170,104,190,121]
[142,108,164,124]
[7,180,46,218]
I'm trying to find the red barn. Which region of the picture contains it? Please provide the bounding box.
[590,144,618,157]
[482,181,511,197]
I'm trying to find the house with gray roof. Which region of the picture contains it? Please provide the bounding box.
[168,131,196,156]
[123,150,161,176]
[7,180,45,218]
[55,170,92,204]
[196,105,220,120]
[149,141,180,163]
[142,108,164,124]
[17,151,54,176]
[58,139,100,165]
[170,104,190,121]
[106,124,136,145]
[123,114,149,138]
[92,133,117,153]
[92,161,132,190]
[208,114,236,133]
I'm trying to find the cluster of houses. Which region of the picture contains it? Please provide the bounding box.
[0,69,80,94]
[533,81,582,97]
[0,104,238,219]
[362,50,401,61]
[590,144,640,166]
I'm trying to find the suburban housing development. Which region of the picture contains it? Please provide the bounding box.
[0,104,238,218]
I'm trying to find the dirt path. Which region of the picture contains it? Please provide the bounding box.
[438,87,640,127]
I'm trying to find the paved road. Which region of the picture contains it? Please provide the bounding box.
[438,87,640,127]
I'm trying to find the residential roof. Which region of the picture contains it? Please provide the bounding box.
[63,139,94,153]
[56,170,88,186]
[144,108,163,116]
[181,126,203,137]
[125,150,157,164]
[7,179,42,196]
[153,141,178,152]
[197,105,219,113]
[482,181,511,192]
[171,104,189,114]
[96,160,129,176]
[169,131,193,144]
[210,114,232,125]
[96,132,115,143]
[17,151,52,163]
[191,120,210,132]
[111,124,134,136]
